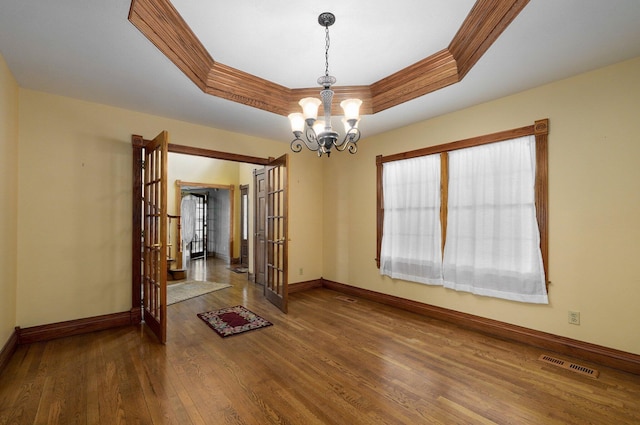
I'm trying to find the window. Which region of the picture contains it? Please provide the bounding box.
[376,120,549,303]
[380,154,443,285]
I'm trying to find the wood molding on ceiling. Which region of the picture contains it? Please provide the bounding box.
[128,0,529,117]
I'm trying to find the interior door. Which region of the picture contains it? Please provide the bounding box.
[253,168,266,285]
[142,131,168,343]
[264,154,288,313]
[189,193,207,259]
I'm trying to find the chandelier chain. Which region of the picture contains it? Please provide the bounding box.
[324,25,331,77]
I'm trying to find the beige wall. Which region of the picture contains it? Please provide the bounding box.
[288,152,324,283]
[323,56,640,355]
[16,89,323,328]
[0,54,19,344]
[9,49,638,357]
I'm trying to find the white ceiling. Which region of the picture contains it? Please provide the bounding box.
[1,1,640,143]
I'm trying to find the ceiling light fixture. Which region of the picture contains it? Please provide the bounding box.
[288,12,362,157]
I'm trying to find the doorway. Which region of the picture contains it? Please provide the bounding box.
[131,138,289,343]
[175,181,234,267]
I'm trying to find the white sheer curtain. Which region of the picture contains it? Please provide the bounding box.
[180,194,197,243]
[442,136,548,303]
[380,155,443,285]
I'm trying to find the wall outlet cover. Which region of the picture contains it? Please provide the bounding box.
[568,311,580,325]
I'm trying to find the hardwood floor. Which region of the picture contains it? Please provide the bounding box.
[1,257,639,424]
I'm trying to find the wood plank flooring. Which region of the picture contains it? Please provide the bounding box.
[1,258,639,424]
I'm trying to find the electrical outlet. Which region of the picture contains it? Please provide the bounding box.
[568,311,580,325]
[299,268,303,276]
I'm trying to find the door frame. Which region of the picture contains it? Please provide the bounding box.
[253,168,266,286]
[131,137,273,333]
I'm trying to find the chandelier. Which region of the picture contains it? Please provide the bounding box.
[288,12,362,157]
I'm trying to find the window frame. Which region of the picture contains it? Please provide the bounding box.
[376,119,549,285]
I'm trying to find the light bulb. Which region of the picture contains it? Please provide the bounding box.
[288,113,305,133]
[340,98,362,121]
[299,97,322,120]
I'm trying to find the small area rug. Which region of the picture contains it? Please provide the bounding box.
[197,305,273,338]
[167,280,231,305]
[228,266,249,274]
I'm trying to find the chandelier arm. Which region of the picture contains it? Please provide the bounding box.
[290,129,320,153]
[348,128,361,144]
[333,128,361,153]
[290,137,304,153]
[305,127,320,148]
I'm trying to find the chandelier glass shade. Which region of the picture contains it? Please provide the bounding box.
[288,12,362,157]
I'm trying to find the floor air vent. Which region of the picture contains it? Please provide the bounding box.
[538,354,599,378]
[335,295,357,303]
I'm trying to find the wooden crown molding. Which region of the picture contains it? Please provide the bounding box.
[128,0,529,117]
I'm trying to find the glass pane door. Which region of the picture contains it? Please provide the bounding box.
[189,193,207,259]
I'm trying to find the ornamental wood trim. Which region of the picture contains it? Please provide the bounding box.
[206,63,291,115]
[175,180,234,191]
[128,0,529,117]
[379,124,535,164]
[128,0,213,91]
[449,0,530,79]
[370,49,459,113]
[16,312,135,345]
[440,153,449,253]
[320,278,640,376]
[375,155,384,268]
[288,280,323,294]
[168,143,271,165]
[0,328,18,374]
[534,119,550,283]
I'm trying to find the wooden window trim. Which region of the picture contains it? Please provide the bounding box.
[376,119,549,285]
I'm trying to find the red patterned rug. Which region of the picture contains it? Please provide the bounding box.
[197,305,273,338]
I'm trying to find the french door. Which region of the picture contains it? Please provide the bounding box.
[264,154,288,313]
[189,193,207,259]
[141,131,168,343]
